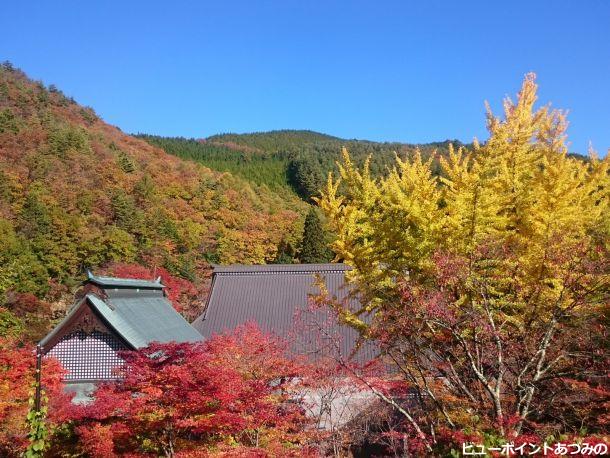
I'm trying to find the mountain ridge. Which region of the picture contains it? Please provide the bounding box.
[137,130,461,200]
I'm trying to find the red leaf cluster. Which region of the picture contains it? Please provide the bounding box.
[0,337,67,457]
[62,325,313,456]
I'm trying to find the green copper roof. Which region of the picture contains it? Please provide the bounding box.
[86,294,201,348]
[86,271,165,289]
[41,274,202,350]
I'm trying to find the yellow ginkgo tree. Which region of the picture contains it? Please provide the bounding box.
[317,74,609,450]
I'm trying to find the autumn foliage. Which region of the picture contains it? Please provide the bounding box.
[1,63,609,456]
[318,74,610,452]
[0,338,67,457]
[58,325,313,457]
[0,63,302,309]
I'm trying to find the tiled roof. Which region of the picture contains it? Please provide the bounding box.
[211,263,351,274]
[192,263,376,362]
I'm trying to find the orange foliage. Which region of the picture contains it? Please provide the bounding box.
[0,64,303,307]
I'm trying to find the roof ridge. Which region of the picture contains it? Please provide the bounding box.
[86,271,165,289]
[212,263,351,274]
[86,293,148,348]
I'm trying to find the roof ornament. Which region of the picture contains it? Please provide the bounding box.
[86,270,94,280]
[155,276,162,283]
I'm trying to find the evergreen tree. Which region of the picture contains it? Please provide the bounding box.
[299,207,333,263]
[274,239,297,264]
[287,156,325,200]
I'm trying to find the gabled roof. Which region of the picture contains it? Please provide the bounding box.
[41,274,202,350]
[192,263,376,362]
[85,293,202,348]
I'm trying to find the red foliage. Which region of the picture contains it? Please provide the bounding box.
[65,325,313,456]
[0,337,68,457]
[2,292,53,342]
[203,322,305,381]
[75,423,117,458]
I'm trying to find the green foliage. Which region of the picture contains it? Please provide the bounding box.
[100,226,138,263]
[299,207,333,263]
[47,125,89,158]
[110,191,141,232]
[274,239,298,264]
[139,131,460,203]
[24,391,48,458]
[111,142,137,173]
[287,156,325,200]
[19,191,52,238]
[117,151,136,173]
[79,106,97,125]
[0,108,19,133]
[139,134,293,192]
[0,308,23,338]
[134,173,155,201]
[0,219,49,299]
[0,65,306,304]
[207,129,340,150]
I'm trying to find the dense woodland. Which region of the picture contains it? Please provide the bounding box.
[0,64,608,457]
[138,132,458,201]
[0,63,315,326]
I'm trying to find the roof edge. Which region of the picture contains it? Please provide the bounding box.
[39,296,87,348]
[212,263,351,275]
[85,294,144,348]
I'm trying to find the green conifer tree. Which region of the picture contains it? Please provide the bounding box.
[299,207,333,263]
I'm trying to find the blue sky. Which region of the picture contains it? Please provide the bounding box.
[1,1,609,154]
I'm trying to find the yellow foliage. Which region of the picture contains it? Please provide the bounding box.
[318,74,609,328]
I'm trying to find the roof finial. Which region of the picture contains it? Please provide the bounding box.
[86,269,94,280]
[155,276,162,283]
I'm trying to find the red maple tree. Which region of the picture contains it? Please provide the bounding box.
[0,337,68,457]
[64,325,314,457]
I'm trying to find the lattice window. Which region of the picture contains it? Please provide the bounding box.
[46,330,127,381]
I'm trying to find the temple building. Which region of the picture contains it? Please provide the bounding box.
[192,263,374,362]
[39,272,202,401]
[41,264,375,402]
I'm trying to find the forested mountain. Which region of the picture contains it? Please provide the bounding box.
[0,62,469,313]
[139,131,464,200]
[0,63,307,309]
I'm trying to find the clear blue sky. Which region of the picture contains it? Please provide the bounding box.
[1,1,609,154]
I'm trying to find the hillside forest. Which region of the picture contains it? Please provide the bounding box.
[0,62,608,457]
[0,61,464,329]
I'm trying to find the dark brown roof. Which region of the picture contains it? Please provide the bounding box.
[192,263,376,362]
[211,263,351,274]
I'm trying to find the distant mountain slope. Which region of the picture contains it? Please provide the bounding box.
[207,130,342,151]
[139,131,464,200]
[138,135,295,193]
[0,64,305,301]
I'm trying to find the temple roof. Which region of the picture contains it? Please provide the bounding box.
[40,273,202,350]
[192,263,376,362]
[86,271,165,289]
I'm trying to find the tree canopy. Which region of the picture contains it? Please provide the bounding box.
[299,207,334,264]
[0,63,305,311]
[317,73,609,452]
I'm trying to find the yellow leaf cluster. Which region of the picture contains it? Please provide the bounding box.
[318,74,609,326]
